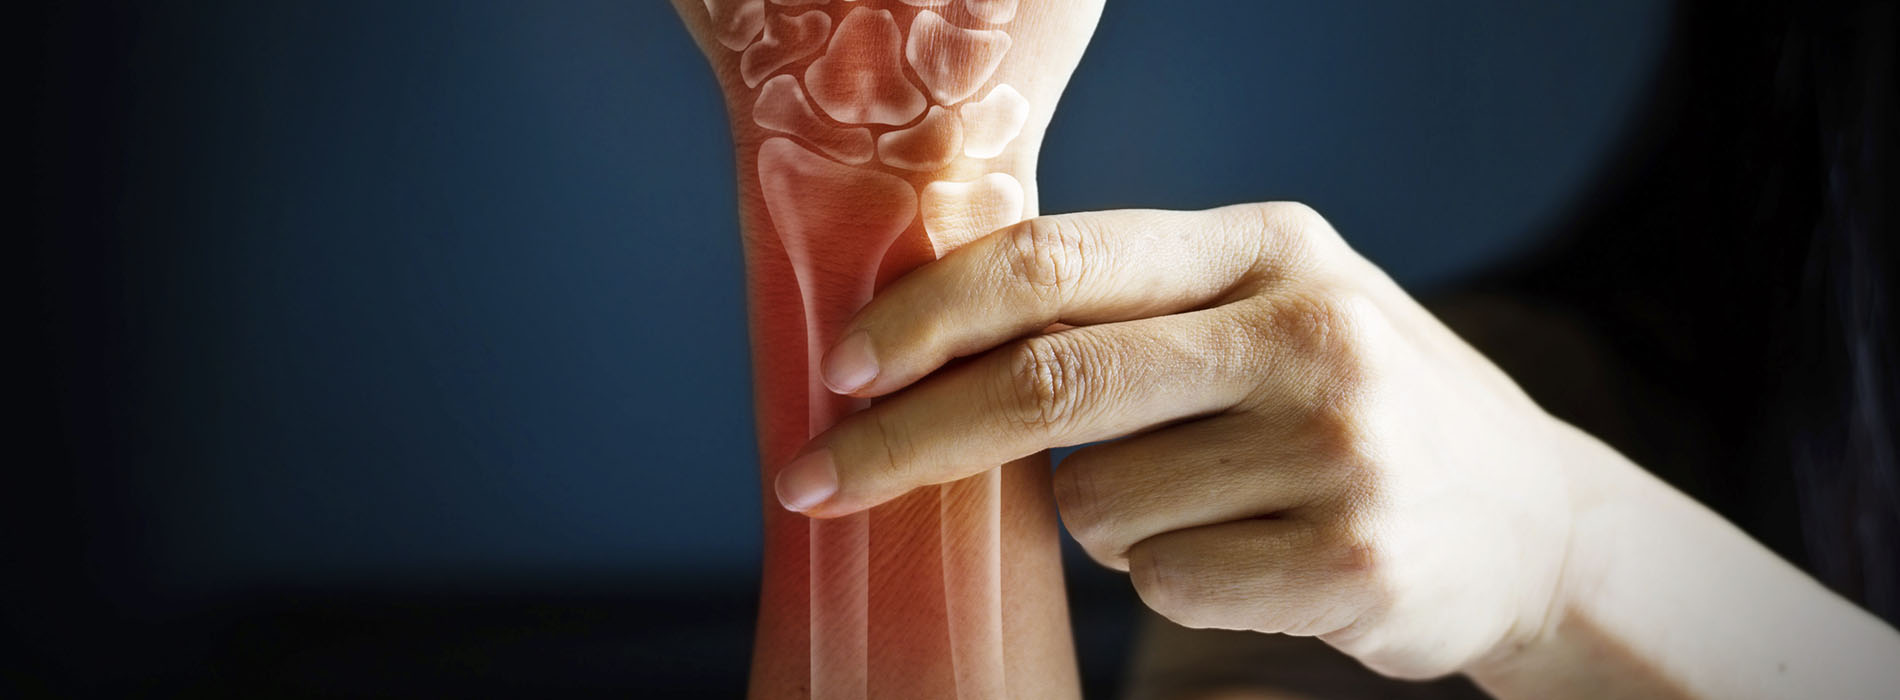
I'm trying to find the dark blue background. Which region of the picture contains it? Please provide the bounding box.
[46,0,1665,601]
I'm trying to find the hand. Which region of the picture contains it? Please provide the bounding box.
[772,203,1575,679]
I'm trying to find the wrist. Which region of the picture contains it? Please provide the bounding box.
[1464,416,1631,693]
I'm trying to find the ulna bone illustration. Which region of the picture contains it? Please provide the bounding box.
[741,11,833,89]
[958,84,1029,159]
[753,75,875,165]
[905,11,1013,106]
[805,8,929,126]
[877,105,964,171]
[702,0,767,52]
[921,172,1025,255]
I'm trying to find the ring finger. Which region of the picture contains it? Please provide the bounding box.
[1053,411,1351,570]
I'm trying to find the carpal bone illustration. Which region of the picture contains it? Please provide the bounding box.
[675,1,1103,696]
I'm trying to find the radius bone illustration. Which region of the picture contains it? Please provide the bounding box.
[678,1,1104,697]
[755,75,875,164]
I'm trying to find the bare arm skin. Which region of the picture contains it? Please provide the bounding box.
[779,202,1900,698]
[1467,421,1900,699]
[668,1,1102,697]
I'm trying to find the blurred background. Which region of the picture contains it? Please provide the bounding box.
[19,1,1672,696]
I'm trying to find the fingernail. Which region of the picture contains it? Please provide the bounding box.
[775,448,837,512]
[821,330,879,394]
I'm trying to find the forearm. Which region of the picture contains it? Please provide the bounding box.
[732,121,1072,699]
[1470,421,1900,699]
[669,2,1101,696]
[736,115,1076,698]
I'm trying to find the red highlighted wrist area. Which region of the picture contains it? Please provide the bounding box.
[702,1,1071,696]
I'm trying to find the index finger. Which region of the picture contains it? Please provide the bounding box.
[816,203,1325,399]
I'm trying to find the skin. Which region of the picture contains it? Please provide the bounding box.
[776,203,1900,697]
[670,2,1104,696]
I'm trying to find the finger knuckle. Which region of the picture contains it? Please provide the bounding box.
[1132,542,1253,630]
[865,409,918,484]
[1052,467,1117,556]
[1331,529,1384,580]
[1238,288,1391,471]
[1260,200,1327,230]
[1304,298,1392,455]
[1008,216,1090,304]
[1261,201,1340,250]
[1049,459,1096,531]
[1275,285,1388,379]
[1279,288,1369,355]
[1128,545,1208,627]
[1004,335,1088,433]
[1231,202,1334,272]
[1314,516,1390,592]
[1067,524,1130,573]
[1304,388,1380,471]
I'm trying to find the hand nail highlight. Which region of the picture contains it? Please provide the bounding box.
[776,448,838,512]
[821,330,879,394]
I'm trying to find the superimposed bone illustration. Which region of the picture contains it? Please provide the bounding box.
[741,11,833,88]
[755,75,875,165]
[810,509,869,700]
[686,0,1107,695]
[965,0,1020,24]
[905,11,1012,106]
[759,136,920,699]
[939,473,1005,697]
[921,173,1025,255]
[958,84,1029,159]
[703,0,767,52]
[876,106,963,171]
[757,137,915,431]
[805,9,928,126]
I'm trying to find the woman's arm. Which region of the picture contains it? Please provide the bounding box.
[668,1,1102,696]
[1468,421,1900,699]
